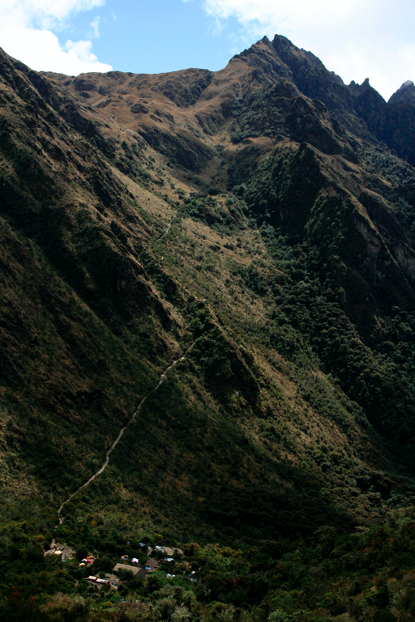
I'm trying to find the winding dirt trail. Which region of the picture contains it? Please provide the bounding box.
[57,343,194,523]
[158,210,177,240]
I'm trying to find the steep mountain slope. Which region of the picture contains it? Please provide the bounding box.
[1,34,415,620]
[46,35,415,468]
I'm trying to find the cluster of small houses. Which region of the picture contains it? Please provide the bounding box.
[45,542,197,590]
[45,542,76,562]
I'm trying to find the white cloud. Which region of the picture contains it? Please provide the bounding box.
[204,0,365,32]
[325,41,415,103]
[0,0,112,75]
[192,0,415,100]
[89,15,101,38]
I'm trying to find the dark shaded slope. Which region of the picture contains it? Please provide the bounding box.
[0,48,180,500]
[270,35,355,122]
[349,79,415,166]
[231,35,363,137]
[242,140,415,470]
[232,36,415,169]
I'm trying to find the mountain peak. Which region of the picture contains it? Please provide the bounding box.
[389,79,415,105]
[348,77,371,97]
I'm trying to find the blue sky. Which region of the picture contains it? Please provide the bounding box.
[67,0,247,74]
[0,0,414,100]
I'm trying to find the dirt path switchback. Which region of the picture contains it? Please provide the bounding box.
[57,343,194,524]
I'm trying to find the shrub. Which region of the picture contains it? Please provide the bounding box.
[94,556,113,573]
[145,573,162,594]
[117,569,135,582]
[76,545,88,562]
[158,595,175,620]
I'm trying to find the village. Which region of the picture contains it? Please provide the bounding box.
[44,541,199,591]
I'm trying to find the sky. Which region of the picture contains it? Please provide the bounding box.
[0,0,414,101]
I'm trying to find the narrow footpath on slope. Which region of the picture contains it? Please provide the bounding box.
[57,342,194,524]
[158,210,177,240]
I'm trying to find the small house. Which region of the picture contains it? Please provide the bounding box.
[144,558,159,573]
[113,563,145,581]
